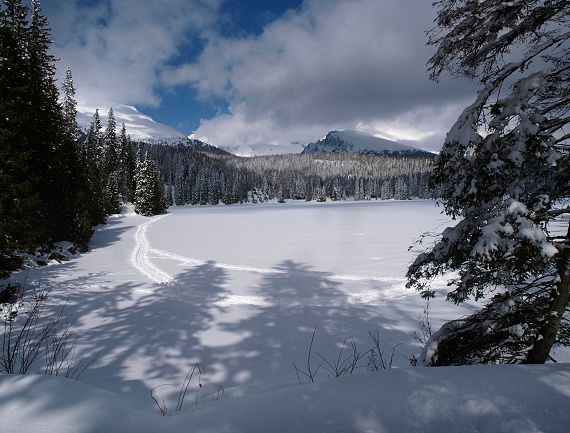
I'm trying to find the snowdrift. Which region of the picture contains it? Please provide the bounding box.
[1,363,569,433]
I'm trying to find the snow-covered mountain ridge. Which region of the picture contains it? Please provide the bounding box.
[77,104,188,144]
[76,104,227,155]
[303,129,435,157]
[77,105,433,157]
[219,142,306,157]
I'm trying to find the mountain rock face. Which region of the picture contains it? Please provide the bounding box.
[303,130,434,157]
[77,106,432,158]
[77,104,228,154]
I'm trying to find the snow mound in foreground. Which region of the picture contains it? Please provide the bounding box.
[1,363,569,433]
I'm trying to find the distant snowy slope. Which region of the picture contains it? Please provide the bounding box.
[186,138,232,155]
[77,105,227,156]
[219,142,306,157]
[303,129,434,157]
[218,129,435,157]
[75,106,432,158]
[77,104,188,144]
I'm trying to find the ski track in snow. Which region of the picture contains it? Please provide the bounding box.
[130,214,408,306]
[130,214,173,284]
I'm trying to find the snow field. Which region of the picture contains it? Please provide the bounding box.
[4,201,493,409]
[3,199,570,432]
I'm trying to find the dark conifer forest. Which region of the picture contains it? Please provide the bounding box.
[139,142,434,206]
[0,1,92,276]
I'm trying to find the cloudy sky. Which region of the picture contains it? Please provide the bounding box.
[43,0,478,151]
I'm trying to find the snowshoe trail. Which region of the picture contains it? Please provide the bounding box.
[130,214,173,284]
[130,213,407,305]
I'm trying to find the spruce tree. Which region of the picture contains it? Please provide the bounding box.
[119,123,136,203]
[407,0,570,365]
[104,108,119,175]
[102,108,120,214]
[85,109,104,164]
[150,162,168,215]
[58,67,92,248]
[61,68,80,142]
[134,154,167,216]
[82,110,107,224]
[0,0,90,262]
[104,176,121,215]
[0,1,27,272]
[1,0,41,249]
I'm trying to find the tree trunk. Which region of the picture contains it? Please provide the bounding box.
[525,222,570,364]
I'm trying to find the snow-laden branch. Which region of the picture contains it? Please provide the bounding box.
[428,0,570,81]
[443,30,570,151]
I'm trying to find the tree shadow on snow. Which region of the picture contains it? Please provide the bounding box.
[180,259,423,400]
[88,216,134,250]
[9,255,427,413]
[17,260,232,412]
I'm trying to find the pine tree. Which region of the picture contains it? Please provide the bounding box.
[82,110,106,224]
[101,108,120,213]
[134,154,167,216]
[0,1,28,272]
[104,108,119,175]
[1,1,41,249]
[407,0,570,365]
[331,181,341,201]
[85,109,104,164]
[118,123,136,203]
[57,67,93,248]
[104,176,121,215]
[150,162,168,215]
[61,68,79,142]
[315,184,326,202]
[0,0,91,261]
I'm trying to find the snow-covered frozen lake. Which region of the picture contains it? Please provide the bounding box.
[15,200,475,408]
[6,199,570,433]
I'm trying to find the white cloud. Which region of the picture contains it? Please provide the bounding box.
[189,103,337,148]
[169,0,477,151]
[46,0,478,151]
[354,100,476,151]
[46,0,223,107]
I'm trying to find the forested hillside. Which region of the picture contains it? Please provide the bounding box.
[138,142,435,206]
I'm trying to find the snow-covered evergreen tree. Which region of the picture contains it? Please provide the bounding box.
[105,108,120,175]
[103,176,120,215]
[118,123,136,203]
[84,109,104,163]
[393,177,408,200]
[380,179,393,200]
[61,67,79,142]
[407,0,570,365]
[294,178,307,200]
[82,110,107,224]
[102,108,120,213]
[0,0,91,263]
[134,154,168,216]
[331,181,342,201]
[315,184,326,202]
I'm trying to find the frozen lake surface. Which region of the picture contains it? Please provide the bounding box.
[5,199,570,433]
[10,201,483,405]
